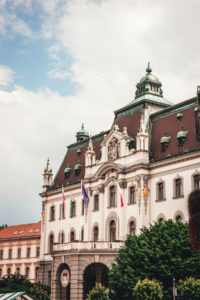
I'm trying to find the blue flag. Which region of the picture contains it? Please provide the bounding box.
[81,182,90,209]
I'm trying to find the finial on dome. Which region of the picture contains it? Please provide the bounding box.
[146,62,152,74]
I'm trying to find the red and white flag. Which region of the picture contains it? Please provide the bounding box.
[62,185,66,211]
[118,184,124,207]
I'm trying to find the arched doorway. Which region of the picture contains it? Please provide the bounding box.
[55,263,71,300]
[83,263,108,299]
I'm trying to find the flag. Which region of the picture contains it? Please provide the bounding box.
[81,182,90,209]
[62,185,66,212]
[118,184,124,207]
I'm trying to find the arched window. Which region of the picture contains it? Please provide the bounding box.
[157,182,165,201]
[129,221,136,236]
[175,215,182,222]
[194,174,200,190]
[49,234,54,253]
[70,231,75,242]
[109,220,116,242]
[110,186,116,207]
[59,231,64,244]
[129,186,136,204]
[25,267,30,279]
[93,226,99,242]
[81,228,84,241]
[94,195,99,211]
[50,206,55,221]
[175,178,182,198]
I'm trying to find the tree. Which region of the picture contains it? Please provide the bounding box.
[0,274,50,300]
[132,278,163,300]
[86,283,110,300]
[177,277,200,299]
[108,220,200,300]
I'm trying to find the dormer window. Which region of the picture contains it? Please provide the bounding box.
[74,162,82,176]
[177,129,188,147]
[64,165,71,179]
[160,135,170,152]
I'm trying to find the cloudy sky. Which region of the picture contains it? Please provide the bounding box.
[0,0,200,225]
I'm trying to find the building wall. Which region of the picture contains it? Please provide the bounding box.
[0,237,40,282]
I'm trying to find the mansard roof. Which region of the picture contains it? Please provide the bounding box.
[0,221,41,241]
[150,96,200,161]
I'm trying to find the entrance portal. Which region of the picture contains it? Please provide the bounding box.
[83,263,108,299]
[55,263,71,300]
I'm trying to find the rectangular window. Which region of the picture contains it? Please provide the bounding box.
[8,249,12,259]
[16,268,20,275]
[175,178,182,197]
[35,267,39,280]
[27,247,31,258]
[110,186,116,207]
[0,268,2,279]
[94,195,99,211]
[50,206,55,221]
[0,250,3,259]
[60,203,65,219]
[129,186,136,204]
[82,199,85,215]
[158,182,164,201]
[26,267,29,279]
[36,247,40,257]
[18,248,21,258]
[71,201,76,217]
[48,270,51,286]
[7,268,11,276]
[194,174,200,190]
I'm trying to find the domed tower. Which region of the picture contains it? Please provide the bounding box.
[133,62,172,107]
[76,123,89,142]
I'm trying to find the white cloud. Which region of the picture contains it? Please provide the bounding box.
[1,0,200,224]
[0,65,14,87]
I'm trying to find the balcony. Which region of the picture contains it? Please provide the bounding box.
[53,241,123,253]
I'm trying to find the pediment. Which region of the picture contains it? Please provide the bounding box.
[101,128,129,147]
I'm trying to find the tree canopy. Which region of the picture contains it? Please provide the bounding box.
[108,220,200,300]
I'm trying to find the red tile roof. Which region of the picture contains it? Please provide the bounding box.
[0,221,41,240]
[150,99,200,161]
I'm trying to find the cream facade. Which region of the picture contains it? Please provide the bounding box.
[38,64,200,299]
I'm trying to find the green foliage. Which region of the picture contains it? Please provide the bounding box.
[132,278,163,300]
[86,283,110,300]
[108,220,200,300]
[0,224,7,230]
[177,277,200,300]
[0,274,50,300]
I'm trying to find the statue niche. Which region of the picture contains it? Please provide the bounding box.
[108,137,120,161]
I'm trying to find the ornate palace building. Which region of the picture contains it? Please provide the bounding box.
[38,63,200,300]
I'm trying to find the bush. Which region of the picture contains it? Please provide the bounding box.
[0,274,50,300]
[133,278,163,300]
[86,283,110,300]
[177,277,200,300]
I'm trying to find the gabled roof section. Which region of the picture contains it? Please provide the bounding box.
[150,96,200,161]
[50,131,108,189]
[0,222,41,240]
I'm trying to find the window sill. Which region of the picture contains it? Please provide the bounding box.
[49,219,55,222]
[128,202,136,206]
[92,209,99,212]
[155,199,166,202]
[107,205,117,209]
[173,195,184,199]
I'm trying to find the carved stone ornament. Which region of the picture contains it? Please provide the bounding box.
[119,180,127,189]
[98,185,105,193]
[108,137,120,161]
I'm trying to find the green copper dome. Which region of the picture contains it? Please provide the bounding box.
[76,123,89,142]
[128,62,172,107]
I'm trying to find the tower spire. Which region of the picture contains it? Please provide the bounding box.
[146,62,152,74]
[43,158,53,192]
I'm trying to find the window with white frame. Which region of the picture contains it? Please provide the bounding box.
[129,186,136,204]
[109,185,116,207]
